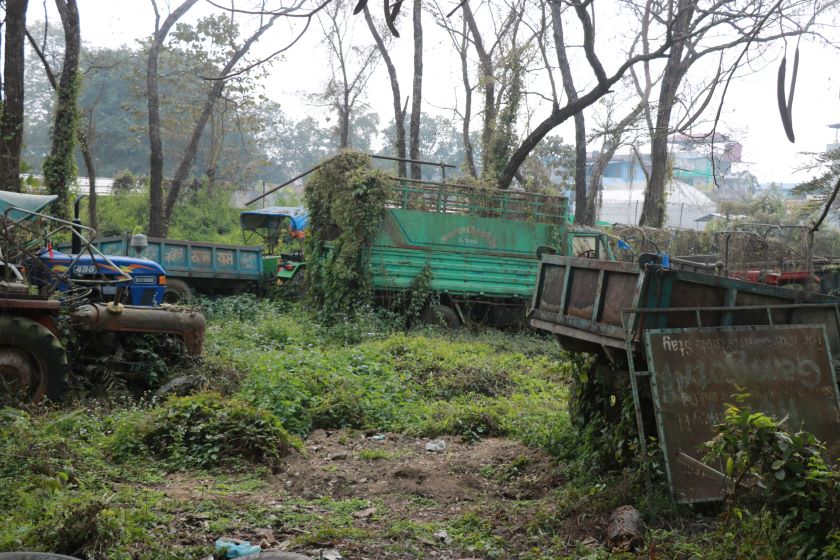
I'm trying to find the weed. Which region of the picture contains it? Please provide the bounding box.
[110,392,302,470]
[357,449,393,461]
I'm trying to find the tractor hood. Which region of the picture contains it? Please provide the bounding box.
[39,249,167,276]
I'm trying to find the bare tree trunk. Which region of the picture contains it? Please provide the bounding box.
[338,104,350,148]
[550,3,587,222]
[463,1,494,176]
[0,0,28,192]
[409,0,423,180]
[640,0,695,228]
[458,18,477,177]
[586,104,644,225]
[162,15,278,232]
[147,0,199,237]
[364,6,406,178]
[42,0,80,220]
[77,111,97,230]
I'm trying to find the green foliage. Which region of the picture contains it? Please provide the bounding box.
[565,358,638,470]
[705,403,840,558]
[110,392,301,470]
[387,263,437,327]
[304,150,390,318]
[208,300,574,454]
[111,169,141,194]
[94,183,245,242]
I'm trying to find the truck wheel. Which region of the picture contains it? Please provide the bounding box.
[420,304,462,329]
[0,316,68,406]
[289,270,307,298]
[164,279,192,304]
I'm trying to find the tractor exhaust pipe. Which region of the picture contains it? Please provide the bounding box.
[69,303,206,356]
[72,194,87,254]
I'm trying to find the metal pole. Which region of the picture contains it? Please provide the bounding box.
[246,164,324,206]
[262,181,266,209]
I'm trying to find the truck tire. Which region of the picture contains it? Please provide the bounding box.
[420,304,462,330]
[0,554,82,560]
[164,278,192,304]
[289,270,307,298]
[0,316,68,406]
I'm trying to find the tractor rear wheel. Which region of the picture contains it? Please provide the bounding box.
[0,316,68,406]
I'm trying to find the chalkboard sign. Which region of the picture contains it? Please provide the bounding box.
[645,325,840,503]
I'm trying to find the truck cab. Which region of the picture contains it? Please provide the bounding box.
[239,206,309,286]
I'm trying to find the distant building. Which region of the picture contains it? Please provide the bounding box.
[828,123,840,152]
[594,177,716,230]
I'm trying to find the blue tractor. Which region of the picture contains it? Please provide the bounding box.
[14,194,167,306]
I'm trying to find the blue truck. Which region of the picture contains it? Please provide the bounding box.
[77,234,264,302]
[74,207,309,302]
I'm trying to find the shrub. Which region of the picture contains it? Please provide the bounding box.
[111,392,301,469]
[705,403,840,558]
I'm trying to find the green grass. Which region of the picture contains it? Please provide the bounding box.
[1,296,835,559]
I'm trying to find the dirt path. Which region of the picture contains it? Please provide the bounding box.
[157,430,603,559]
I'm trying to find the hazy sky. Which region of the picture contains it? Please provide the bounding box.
[31,0,840,185]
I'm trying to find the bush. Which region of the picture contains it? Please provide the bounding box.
[705,403,840,558]
[111,392,301,469]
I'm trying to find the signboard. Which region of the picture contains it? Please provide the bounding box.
[645,325,840,503]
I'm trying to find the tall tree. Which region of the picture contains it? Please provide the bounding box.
[42,0,80,219]
[550,2,587,220]
[0,0,29,192]
[409,0,423,179]
[364,4,406,177]
[316,0,379,150]
[147,0,198,237]
[637,0,817,227]
[161,13,280,233]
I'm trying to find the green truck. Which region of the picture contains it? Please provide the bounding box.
[318,179,613,327]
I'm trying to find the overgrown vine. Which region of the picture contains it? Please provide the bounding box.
[304,150,390,319]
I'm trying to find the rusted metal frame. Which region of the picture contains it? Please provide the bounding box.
[668,265,838,303]
[4,205,132,291]
[591,268,606,324]
[621,302,840,315]
[557,264,572,324]
[722,287,738,326]
[528,261,548,319]
[531,317,626,349]
[623,269,656,461]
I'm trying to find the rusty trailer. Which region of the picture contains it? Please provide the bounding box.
[529,255,840,503]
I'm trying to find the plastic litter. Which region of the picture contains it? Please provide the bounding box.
[425,439,446,452]
[215,538,261,558]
